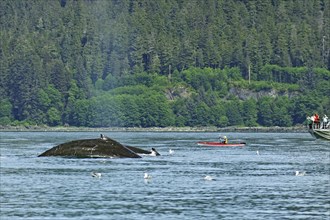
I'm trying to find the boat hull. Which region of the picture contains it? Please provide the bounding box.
[197,142,246,147]
[308,129,330,141]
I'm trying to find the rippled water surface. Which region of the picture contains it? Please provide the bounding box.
[1,132,329,219]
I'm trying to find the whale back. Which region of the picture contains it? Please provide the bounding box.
[38,137,141,158]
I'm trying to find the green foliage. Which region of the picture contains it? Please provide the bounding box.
[1,0,329,128]
[272,97,293,127]
[109,85,149,96]
[0,99,12,118]
[69,90,175,128]
[257,96,294,127]
[47,107,62,126]
[232,79,300,92]
[0,99,12,125]
[226,100,243,126]
[257,97,274,126]
[242,99,258,127]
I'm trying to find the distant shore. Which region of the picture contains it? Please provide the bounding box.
[0,125,308,133]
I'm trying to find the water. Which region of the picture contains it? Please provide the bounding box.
[0,132,329,220]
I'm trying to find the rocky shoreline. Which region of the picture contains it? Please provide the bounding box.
[0,125,307,133]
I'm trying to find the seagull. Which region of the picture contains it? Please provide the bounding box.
[295,171,306,176]
[100,134,107,140]
[256,150,260,155]
[144,172,152,179]
[169,149,174,155]
[91,172,102,178]
[204,175,215,181]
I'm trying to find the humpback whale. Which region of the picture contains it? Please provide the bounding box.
[38,135,160,158]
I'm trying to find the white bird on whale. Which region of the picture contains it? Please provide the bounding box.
[100,134,108,140]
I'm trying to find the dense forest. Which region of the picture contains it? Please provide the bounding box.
[0,0,329,128]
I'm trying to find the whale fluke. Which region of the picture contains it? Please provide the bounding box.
[150,148,158,156]
[125,146,161,156]
[150,148,160,156]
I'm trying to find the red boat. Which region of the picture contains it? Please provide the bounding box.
[197,141,246,147]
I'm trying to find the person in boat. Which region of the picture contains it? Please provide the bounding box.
[223,136,228,144]
[314,113,320,128]
[306,115,314,129]
[219,135,228,144]
[323,115,328,129]
[307,116,313,129]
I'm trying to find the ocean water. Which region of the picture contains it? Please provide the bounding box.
[0,131,329,220]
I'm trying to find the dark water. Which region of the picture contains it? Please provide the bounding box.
[0,132,329,220]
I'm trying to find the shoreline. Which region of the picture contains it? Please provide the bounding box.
[0,125,308,133]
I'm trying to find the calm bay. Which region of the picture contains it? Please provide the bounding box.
[0,131,329,219]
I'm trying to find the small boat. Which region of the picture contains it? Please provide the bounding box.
[307,114,330,141]
[197,141,246,147]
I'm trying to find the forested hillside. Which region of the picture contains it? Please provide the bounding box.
[0,0,329,128]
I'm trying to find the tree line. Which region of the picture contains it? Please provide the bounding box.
[1,66,328,127]
[0,0,329,127]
